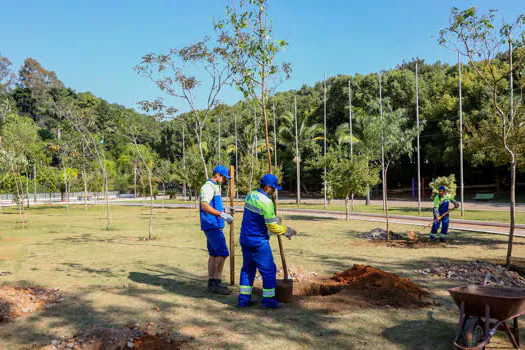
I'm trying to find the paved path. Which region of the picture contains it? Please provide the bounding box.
[113,202,525,238]
[274,197,525,212]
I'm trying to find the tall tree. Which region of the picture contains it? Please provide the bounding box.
[135,37,234,178]
[0,53,16,94]
[439,7,525,265]
[216,0,291,173]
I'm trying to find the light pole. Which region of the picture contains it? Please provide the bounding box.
[416,62,421,215]
[323,73,327,209]
[379,73,386,211]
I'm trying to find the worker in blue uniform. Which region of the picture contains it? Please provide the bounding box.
[238,174,297,309]
[430,185,460,242]
[200,165,233,295]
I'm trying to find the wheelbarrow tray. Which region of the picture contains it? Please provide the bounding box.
[449,285,525,321]
[449,285,525,349]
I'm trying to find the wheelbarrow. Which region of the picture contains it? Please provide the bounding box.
[449,275,525,349]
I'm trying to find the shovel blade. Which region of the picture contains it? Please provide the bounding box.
[275,279,294,303]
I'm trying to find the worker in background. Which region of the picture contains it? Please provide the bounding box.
[238,174,297,309]
[430,185,460,242]
[200,165,233,295]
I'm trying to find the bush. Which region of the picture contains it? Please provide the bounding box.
[430,174,457,198]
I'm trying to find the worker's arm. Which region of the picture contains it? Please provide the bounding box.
[261,201,287,235]
[432,195,439,217]
[201,202,221,216]
[450,197,460,210]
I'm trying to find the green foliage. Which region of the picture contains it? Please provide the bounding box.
[325,150,380,200]
[430,174,457,198]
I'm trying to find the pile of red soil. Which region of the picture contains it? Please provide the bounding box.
[331,264,431,307]
[0,287,63,322]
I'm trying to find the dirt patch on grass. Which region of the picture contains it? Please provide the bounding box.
[292,265,433,311]
[369,237,446,249]
[357,228,402,241]
[41,326,190,350]
[0,286,63,322]
[416,260,525,287]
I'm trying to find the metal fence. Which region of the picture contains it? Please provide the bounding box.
[0,191,120,203]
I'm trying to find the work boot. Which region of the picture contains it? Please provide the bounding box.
[207,279,216,293]
[262,297,281,309]
[213,280,231,295]
[429,234,437,241]
[238,300,258,308]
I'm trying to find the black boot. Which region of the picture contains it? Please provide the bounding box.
[213,279,231,295]
[207,279,216,292]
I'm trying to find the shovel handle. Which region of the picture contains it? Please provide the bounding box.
[277,235,289,280]
[229,166,235,286]
[426,211,449,227]
[272,193,289,281]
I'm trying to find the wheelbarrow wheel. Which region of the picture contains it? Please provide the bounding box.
[461,317,484,349]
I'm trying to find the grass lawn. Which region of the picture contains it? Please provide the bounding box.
[0,205,524,349]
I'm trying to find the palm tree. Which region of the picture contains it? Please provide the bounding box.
[278,111,323,203]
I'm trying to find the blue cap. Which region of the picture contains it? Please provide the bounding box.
[213,165,231,179]
[260,174,283,191]
[438,185,446,191]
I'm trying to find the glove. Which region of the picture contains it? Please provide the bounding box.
[220,212,233,225]
[276,216,282,225]
[283,226,297,240]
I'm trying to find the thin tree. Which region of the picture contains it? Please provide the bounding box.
[135,37,234,179]
[439,7,525,265]
[215,0,291,175]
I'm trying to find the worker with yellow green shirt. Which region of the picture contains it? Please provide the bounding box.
[238,174,297,309]
[430,185,460,242]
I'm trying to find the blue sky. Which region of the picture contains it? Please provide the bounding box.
[0,0,522,113]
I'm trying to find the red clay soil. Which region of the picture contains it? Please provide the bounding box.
[331,264,431,307]
[0,287,63,322]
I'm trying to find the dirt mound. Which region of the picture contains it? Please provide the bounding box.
[372,238,445,249]
[0,286,63,322]
[331,265,431,307]
[357,228,402,241]
[42,326,188,350]
[416,260,525,287]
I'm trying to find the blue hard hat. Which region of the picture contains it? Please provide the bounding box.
[260,174,283,191]
[438,185,446,191]
[213,165,231,179]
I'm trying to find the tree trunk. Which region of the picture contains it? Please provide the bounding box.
[195,126,208,179]
[82,167,88,211]
[345,194,349,221]
[506,160,516,266]
[148,168,154,240]
[26,174,30,208]
[104,171,110,231]
[249,139,255,190]
[366,190,371,206]
[14,170,23,225]
[162,182,166,210]
[385,170,390,241]
[64,167,68,216]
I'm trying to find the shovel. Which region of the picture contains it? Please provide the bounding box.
[408,211,449,241]
[275,235,294,303]
[273,198,293,303]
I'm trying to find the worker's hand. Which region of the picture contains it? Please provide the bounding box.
[283,226,297,240]
[227,207,236,215]
[220,212,233,225]
[276,216,282,225]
